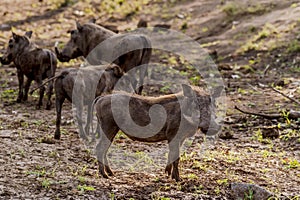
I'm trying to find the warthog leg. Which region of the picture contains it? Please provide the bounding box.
[96,126,118,178]
[45,79,54,110]
[84,104,92,136]
[166,140,181,181]
[54,89,65,140]
[36,78,45,109]
[16,69,24,103]
[76,104,88,140]
[23,78,33,101]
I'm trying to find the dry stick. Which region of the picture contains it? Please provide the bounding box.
[270,86,300,106]
[262,64,271,77]
[235,106,300,120]
[234,106,282,119]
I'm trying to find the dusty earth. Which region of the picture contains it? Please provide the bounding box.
[0,0,300,199]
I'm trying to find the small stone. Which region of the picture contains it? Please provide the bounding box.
[0,130,13,138]
[231,182,273,200]
[176,14,185,19]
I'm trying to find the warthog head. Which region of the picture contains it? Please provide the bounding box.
[55,21,115,62]
[182,84,222,136]
[1,31,33,65]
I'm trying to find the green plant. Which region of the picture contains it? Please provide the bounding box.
[1,89,18,100]
[160,85,171,93]
[110,192,115,200]
[181,21,188,31]
[253,129,263,142]
[214,186,221,195]
[244,187,254,200]
[187,173,198,180]
[41,178,51,189]
[238,23,278,53]
[194,185,205,194]
[26,165,47,177]
[77,184,96,192]
[78,176,86,183]
[280,129,299,141]
[222,2,268,17]
[281,110,291,125]
[19,149,25,158]
[282,158,300,169]
[189,75,201,85]
[216,179,228,185]
[287,39,300,53]
[222,2,240,16]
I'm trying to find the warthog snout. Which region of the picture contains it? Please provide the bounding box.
[55,46,79,62]
[54,46,67,62]
[0,54,13,65]
[199,120,221,136]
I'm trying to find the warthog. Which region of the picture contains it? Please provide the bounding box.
[55,21,151,94]
[53,64,124,140]
[0,31,57,109]
[94,84,222,181]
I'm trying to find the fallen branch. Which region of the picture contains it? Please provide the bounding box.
[234,106,281,119]
[270,86,300,106]
[234,106,300,120]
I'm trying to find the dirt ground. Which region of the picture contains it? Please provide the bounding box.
[0,0,299,199]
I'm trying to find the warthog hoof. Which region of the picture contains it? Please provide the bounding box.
[54,130,60,140]
[16,97,22,103]
[165,164,172,176]
[46,102,52,110]
[98,162,111,178]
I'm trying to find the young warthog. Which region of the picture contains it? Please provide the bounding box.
[0,31,57,109]
[54,64,124,140]
[94,84,222,181]
[55,21,151,94]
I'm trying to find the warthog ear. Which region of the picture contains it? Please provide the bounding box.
[89,18,96,23]
[212,86,224,99]
[112,65,124,78]
[182,84,195,98]
[12,32,20,41]
[25,31,33,38]
[76,21,83,31]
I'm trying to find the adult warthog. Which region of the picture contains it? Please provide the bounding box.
[32,64,124,140]
[55,22,151,94]
[94,84,222,181]
[0,31,57,109]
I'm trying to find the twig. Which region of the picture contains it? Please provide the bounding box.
[234,106,282,119]
[270,86,300,106]
[235,106,300,120]
[263,64,271,77]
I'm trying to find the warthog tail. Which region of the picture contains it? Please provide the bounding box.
[29,74,61,95]
[29,70,69,95]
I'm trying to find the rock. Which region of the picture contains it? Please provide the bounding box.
[0,24,10,31]
[218,63,233,71]
[137,19,148,28]
[176,13,185,19]
[231,182,273,200]
[154,24,171,29]
[0,130,14,138]
[208,49,218,62]
[261,127,279,139]
[219,131,234,139]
